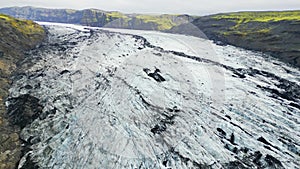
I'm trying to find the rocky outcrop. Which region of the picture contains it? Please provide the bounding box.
[0,14,45,169]
[192,11,300,68]
[7,94,43,129]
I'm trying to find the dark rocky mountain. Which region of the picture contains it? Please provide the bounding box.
[0,14,45,169]
[192,11,300,68]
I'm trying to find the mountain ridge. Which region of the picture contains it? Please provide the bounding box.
[0,6,193,31]
[1,6,299,68]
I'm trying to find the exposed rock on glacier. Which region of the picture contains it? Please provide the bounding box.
[7,94,43,129]
[143,68,166,82]
[7,23,300,169]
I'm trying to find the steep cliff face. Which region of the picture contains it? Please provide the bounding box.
[0,14,45,169]
[0,7,192,31]
[192,11,300,68]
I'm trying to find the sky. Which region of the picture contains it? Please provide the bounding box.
[1,0,300,15]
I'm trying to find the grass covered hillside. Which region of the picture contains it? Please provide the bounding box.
[0,6,192,31]
[212,11,300,23]
[0,14,44,36]
[193,11,300,68]
[0,14,45,169]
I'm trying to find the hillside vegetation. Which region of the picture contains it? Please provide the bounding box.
[0,14,44,35]
[193,11,300,67]
[212,11,300,22]
[0,14,45,169]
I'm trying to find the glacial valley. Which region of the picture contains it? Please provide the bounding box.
[7,23,300,169]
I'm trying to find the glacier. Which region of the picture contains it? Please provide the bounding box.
[6,23,300,168]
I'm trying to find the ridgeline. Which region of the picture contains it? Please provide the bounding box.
[1,7,299,68]
[0,6,192,31]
